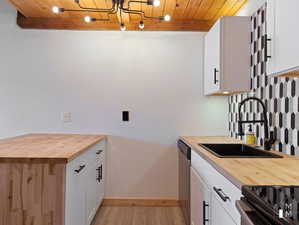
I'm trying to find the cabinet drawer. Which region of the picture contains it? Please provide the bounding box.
[84,140,106,163]
[191,150,241,225]
[67,139,105,178]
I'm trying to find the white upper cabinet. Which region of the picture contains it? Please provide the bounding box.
[204,16,251,96]
[266,0,299,77]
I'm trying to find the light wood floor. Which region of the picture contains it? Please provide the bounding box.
[92,206,186,225]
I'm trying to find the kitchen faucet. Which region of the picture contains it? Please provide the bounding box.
[238,97,275,151]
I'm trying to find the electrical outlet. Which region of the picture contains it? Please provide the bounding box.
[62,112,72,122]
[122,111,129,122]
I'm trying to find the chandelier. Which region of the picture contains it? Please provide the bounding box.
[52,0,171,31]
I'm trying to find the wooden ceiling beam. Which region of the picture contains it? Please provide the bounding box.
[16,11,212,31]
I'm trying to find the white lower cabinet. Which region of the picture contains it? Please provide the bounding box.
[65,139,106,225]
[191,149,241,225]
[65,160,87,225]
[86,151,105,225]
[191,167,211,225]
[211,194,236,225]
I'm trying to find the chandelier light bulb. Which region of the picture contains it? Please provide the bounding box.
[164,14,171,21]
[120,23,126,31]
[139,21,145,29]
[52,6,60,14]
[84,16,92,23]
[153,0,160,7]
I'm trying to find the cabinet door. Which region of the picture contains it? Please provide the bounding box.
[86,162,99,225]
[266,0,276,75]
[95,153,105,208]
[211,193,237,225]
[191,167,211,225]
[274,0,299,74]
[204,19,221,95]
[86,151,105,225]
[65,162,88,225]
[267,0,299,76]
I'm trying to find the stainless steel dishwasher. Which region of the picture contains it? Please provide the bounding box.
[178,140,191,225]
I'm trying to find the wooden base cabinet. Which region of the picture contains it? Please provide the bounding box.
[0,139,106,225]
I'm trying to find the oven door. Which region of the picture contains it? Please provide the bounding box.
[236,200,277,225]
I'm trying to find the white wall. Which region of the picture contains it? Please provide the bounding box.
[0,0,228,198]
[237,0,266,16]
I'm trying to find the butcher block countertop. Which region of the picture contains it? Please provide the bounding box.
[0,134,106,162]
[180,136,299,189]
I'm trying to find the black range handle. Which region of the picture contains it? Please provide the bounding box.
[203,201,209,225]
[214,68,219,84]
[96,150,103,155]
[213,187,230,202]
[75,165,86,173]
[265,34,272,61]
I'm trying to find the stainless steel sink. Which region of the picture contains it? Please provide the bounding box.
[198,143,283,158]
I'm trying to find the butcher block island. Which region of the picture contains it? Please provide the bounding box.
[0,134,107,225]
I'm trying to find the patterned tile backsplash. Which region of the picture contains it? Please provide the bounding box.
[228,4,299,156]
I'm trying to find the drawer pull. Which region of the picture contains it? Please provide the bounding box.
[214,68,219,84]
[74,165,86,173]
[203,201,209,225]
[213,187,230,202]
[265,35,272,61]
[96,165,103,182]
[96,150,103,155]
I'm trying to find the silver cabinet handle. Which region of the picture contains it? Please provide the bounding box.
[213,187,230,202]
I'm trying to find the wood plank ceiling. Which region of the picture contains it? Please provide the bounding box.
[8,0,248,31]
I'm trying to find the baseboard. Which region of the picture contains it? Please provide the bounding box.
[102,198,180,207]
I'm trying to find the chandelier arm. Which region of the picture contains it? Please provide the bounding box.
[143,15,163,20]
[121,7,162,20]
[122,10,143,19]
[94,18,110,21]
[87,7,118,22]
[62,8,116,13]
[75,0,116,11]
[128,0,148,9]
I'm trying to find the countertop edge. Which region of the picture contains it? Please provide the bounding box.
[0,134,108,163]
[66,135,107,162]
[180,136,243,189]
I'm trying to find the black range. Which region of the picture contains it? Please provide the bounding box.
[237,186,299,225]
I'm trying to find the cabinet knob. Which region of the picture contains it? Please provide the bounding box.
[74,165,86,173]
